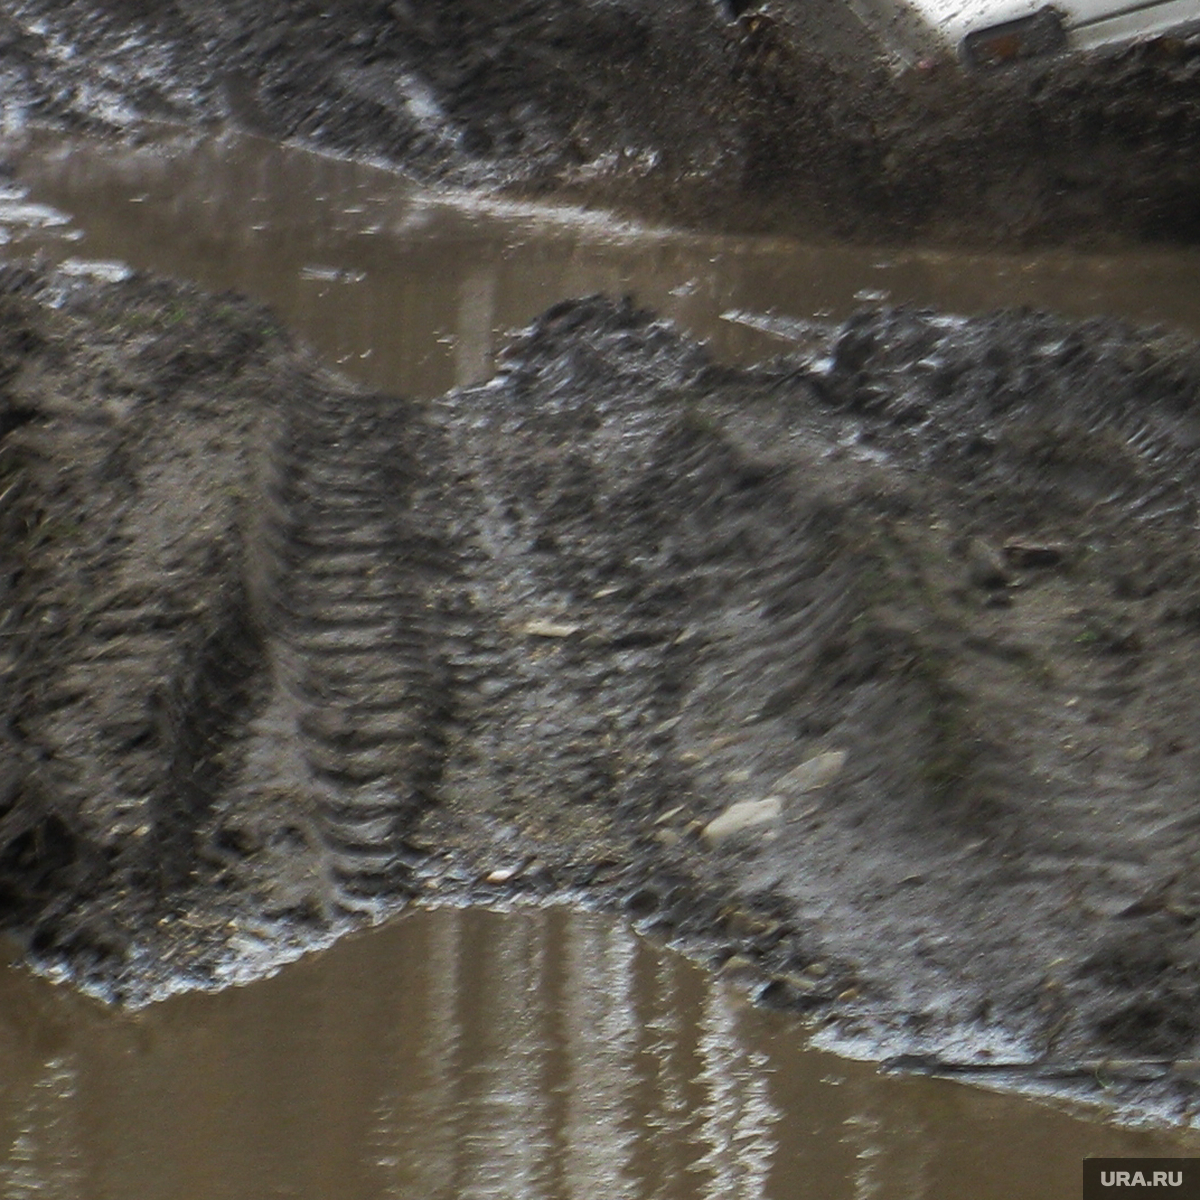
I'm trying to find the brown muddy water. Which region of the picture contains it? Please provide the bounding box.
[3,126,1200,1196]
[0,907,1196,1200]
[4,129,1200,399]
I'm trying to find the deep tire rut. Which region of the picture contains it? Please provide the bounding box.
[251,383,455,909]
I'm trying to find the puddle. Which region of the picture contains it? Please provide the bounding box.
[0,907,1194,1200]
[2,128,1200,400]
[3,126,1200,1194]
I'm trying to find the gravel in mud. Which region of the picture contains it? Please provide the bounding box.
[0,0,1196,246]
[5,262,1200,1123]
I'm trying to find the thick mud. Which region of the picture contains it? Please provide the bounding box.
[5,251,1200,1123]
[0,0,1196,246]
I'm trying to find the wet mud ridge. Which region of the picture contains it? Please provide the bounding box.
[8,266,1200,1122]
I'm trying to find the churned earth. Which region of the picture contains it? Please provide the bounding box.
[5,268,1200,1124]
[0,0,1194,245]
[1,0,1200,1129]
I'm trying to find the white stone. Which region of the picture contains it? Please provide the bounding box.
[702,796,783,845]
[521,619,580,638]
[771,750,847,796]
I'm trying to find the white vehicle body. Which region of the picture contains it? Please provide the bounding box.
[848,0,1200,65]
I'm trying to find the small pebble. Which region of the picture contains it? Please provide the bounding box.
[521,618,581,638]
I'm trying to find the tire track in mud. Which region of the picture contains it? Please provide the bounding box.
[0,266,467,969]
[245,381,455,912]
[13,273,1200,1120]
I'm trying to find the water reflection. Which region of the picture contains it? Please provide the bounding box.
[0,908,1193,1200]
[1,1057,82,1200]
[2,129,1200,402]
[693,984,779,1199]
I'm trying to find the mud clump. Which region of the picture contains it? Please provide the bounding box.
[6,270,1200,1121]
[0,0,1196,246]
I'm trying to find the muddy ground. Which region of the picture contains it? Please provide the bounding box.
[0,0,1197,246]
[2,0,1200,1129]
[6,266,1200,1124]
